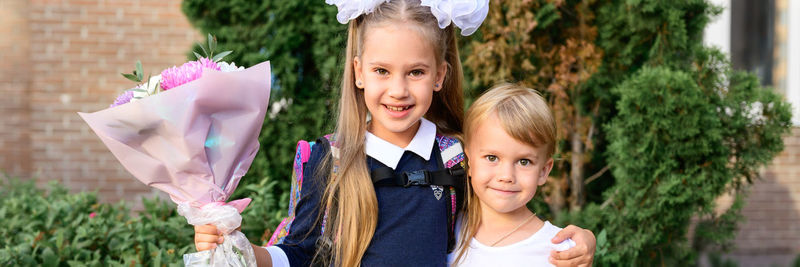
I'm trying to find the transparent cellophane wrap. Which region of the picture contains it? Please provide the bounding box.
[179,202,256,267]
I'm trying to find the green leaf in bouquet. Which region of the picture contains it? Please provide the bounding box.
[121,73,141,83]
[135,60,144,81]
[212,51,232,62]
[208,33,216,57]
[197,40,209,58]
[193,51,204,60]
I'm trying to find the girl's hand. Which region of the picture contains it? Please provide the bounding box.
[549,225,596,267]
[194,224,224,251]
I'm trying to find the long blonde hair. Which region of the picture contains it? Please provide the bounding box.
[455,83,557,264]
[315,0,465,266]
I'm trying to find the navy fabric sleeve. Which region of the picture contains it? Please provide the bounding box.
[275,138,330,267]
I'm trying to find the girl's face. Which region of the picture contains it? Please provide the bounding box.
[354,24,447,145]
[465,114,554,217]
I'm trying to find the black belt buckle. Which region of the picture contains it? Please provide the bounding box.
[404,170,429,187]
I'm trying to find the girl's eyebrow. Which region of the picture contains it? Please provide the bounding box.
[408,63,430,69]
[367,61,430,69]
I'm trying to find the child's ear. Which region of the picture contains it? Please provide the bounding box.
[434,62,447,92]
[353,56,364,89]
[464,146,472,177]
[538,158,554,186]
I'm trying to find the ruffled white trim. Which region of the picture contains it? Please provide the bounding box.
[325,0,391,24]
[421,0,489,36]
[325,0,489,36]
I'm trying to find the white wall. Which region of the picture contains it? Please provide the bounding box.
[788,0,800,125]
[704,0,731,59]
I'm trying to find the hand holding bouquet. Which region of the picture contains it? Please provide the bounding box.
[79,35,270,266]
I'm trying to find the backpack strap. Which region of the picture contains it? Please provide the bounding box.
[267,140,315,246]
[319,134,337,235]
[435,134,466,253]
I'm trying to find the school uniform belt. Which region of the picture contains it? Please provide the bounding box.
[370,165,466,187]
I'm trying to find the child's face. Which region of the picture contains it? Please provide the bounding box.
[354,24,447,142]
[465,115,554,216]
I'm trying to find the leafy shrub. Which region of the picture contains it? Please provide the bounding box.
[0,178,194,266]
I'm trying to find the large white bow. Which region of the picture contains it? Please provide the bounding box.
[325,0,490,36]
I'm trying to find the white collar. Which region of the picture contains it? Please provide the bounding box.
[365,118,437,169]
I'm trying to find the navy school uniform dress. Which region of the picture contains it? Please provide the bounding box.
[269,119,451,266]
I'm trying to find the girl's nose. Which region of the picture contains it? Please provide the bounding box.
[387,76,409,99]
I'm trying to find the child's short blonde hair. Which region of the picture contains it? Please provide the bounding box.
[464,83,556,159]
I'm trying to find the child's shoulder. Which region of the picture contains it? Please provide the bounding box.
[535,221,575,251]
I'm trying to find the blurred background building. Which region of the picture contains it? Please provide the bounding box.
[0,0,798,265]
[0,0,199,209]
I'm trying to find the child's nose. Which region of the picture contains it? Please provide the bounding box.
[497,164,516,183]
[387,76,409,99]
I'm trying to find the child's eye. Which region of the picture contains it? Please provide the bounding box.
[409,69,425,77]
[374,68,389,76]
[519,159,531,166]
[485,155,498,162]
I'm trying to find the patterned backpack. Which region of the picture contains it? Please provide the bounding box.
[267,134,466,252]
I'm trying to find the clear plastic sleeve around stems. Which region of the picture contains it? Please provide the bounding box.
[179,202,257,267]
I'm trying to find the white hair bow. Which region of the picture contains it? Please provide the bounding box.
[325,0,490,36]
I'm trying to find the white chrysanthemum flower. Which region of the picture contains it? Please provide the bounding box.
[218,62,246,72]
[131,75,162,102]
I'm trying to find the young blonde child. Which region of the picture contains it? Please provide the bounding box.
[194,1,595,266]
[450,84,577,266]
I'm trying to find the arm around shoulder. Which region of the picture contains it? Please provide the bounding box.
[549,225,595,267]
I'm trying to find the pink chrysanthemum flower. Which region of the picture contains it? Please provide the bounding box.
[110,90,134,108]
[159,58,221,91]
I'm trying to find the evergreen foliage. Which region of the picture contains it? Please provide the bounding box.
[0,178,194,266]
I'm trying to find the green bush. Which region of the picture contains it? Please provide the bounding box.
[0,178,194,266]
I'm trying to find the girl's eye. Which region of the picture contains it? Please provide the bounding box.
[375,68,389,75]
[519,159,531,166]
[409,69,425,77]
[485,155,498,162]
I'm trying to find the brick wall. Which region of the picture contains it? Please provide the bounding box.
[723,127,800,266]
[0,0,32,178]
[0,0,200,206]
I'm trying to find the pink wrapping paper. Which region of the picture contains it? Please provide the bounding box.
[78,61,271,207]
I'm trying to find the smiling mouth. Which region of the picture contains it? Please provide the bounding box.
[491,188,519,194]
[384,104,413,111]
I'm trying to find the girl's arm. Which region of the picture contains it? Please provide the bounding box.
[548,225,596,267]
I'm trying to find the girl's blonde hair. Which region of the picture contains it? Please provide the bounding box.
[454,83,556,264]
[315,0,465,265]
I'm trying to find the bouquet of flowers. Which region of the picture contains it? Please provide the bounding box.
[79,35,270,266]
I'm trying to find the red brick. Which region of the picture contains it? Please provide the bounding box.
[0,0,199,209]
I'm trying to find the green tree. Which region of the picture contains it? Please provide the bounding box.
[182,0,346,243]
